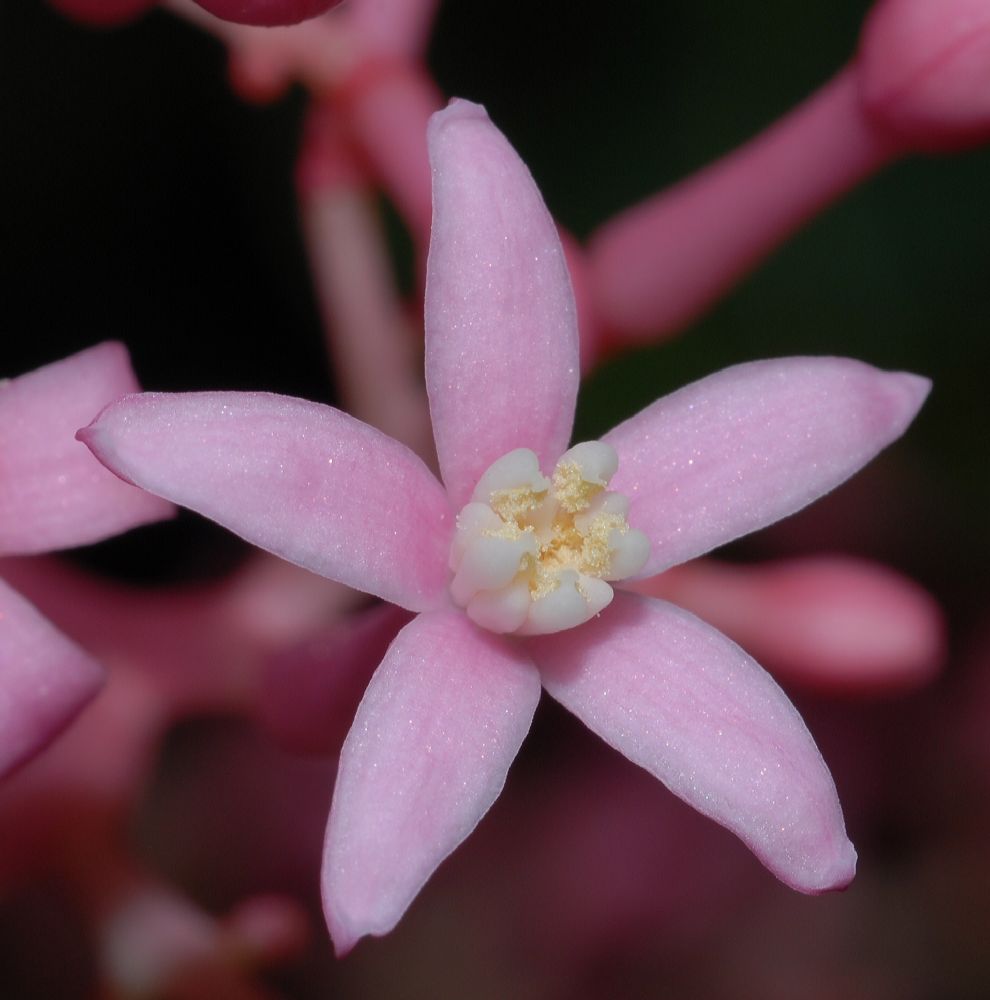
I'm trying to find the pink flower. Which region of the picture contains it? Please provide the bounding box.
[0,343,173,779]
[79,100,929,953]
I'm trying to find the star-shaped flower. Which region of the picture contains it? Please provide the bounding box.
[80,100,929,953]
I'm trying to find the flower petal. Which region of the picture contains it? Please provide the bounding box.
[0,578,104,779]
[79,392,452,612]
[425,99,580,508]
[0,342,174,556]
[322,608,541,953]
[529,590,857,894]
[604,357,930,577]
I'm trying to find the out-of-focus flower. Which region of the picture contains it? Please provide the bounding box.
[637,556,945,694]
[191,0,341,27]
[0,343,172,779]
[80,100,928,953]
[0,610,309,998]
[49,0,338,27]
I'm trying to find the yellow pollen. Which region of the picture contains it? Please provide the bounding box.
[530,560,559,600]
[449,443,650,636]
[552,461,604,513]
[482,519,533,543]
[489,485,545,522]
[580,512,627,576]
[482,486,629,601]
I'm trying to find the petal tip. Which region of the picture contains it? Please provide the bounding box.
[85,339,130,366]
[75,417,111,462]
[798,836,858,895]
[434,96,489,125]
[824,839,858,893]
[427,98,491,154]
[75,413,139,489]
[330,930,359,960]
[889,370,932,415]
[74,424,97,447]
[873,369,931,441]
[323,899,379,959]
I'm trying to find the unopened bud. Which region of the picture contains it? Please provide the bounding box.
[859,0,990,151]
[193,0,340,28]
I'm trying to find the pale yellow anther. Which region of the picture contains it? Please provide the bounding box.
[449,442,651,635]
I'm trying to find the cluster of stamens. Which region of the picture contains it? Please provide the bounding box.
[449,442,650,635]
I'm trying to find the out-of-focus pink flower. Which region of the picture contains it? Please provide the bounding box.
[2,550,352,721]
[0,581,104,787]
[51,0,339,28]
[0,343,173,779]
[0,634,309,998]
[637,556,945,694]
[80,100,929,953]
[859,0,990,152]
[191,0,340,27]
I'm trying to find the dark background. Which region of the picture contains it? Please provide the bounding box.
[2,2,990,996]
[3,0,986,600]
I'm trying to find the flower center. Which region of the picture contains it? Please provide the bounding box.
[449,442,650,635]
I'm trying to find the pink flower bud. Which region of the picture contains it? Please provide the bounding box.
[859,0,990,151]
[191,0,340,27]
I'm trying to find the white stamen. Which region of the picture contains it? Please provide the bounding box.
[605,526,651,580]
[466,580,531,634]
[556,441,618,486]
[472,448,549,504]
[450,532,537,606]
[450,441,651,636]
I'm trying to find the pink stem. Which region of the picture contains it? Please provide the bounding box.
[296,105,435,463]
[587,65,904,346]
[337,58,443,251]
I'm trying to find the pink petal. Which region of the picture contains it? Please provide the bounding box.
[604,357,930,577]
[322,608,541,953]
[79,392,453,612]
[425,99,580,508]
[529,590,857,894]
[0,342,174,556]
[0,578,104,779]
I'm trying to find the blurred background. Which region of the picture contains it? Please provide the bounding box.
[2,1,990,997]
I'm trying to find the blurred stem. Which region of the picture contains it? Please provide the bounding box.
[298,121,434,463]
[587,65,903,346]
